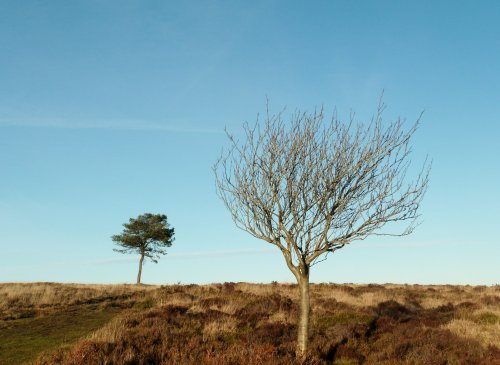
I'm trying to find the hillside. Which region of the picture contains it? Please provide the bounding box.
[1,282,499,364]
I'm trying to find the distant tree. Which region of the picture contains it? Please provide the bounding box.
[112,213,175,284]
[214,101,430,356]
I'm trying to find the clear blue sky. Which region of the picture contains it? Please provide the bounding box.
[1,1,499,285]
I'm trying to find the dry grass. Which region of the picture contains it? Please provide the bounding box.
[203,317,238,340]
[445,319,500,348]
[267,309,295,324]
[0,282,157,315]
[87,316,130,343]
[1,282,498,365]
[0,282,159,364]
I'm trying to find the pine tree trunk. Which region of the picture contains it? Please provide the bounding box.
[136,252,144,285]
[297,270,310,357]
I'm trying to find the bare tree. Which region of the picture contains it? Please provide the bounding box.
[213,101,429,356]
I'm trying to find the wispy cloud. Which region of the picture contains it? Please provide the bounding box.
[86,247,275,265]
[168,247,275,259]
[0,117,224,134]
[0,248,276,271]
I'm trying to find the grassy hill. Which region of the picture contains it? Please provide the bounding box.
[1,282,499,364]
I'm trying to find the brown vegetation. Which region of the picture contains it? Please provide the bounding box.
[0,283,157,364]
[1,282,499,364]
[0,282,157,321]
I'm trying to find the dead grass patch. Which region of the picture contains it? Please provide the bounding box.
[445,318,500,348]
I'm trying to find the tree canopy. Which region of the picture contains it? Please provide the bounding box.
[112,213,175,284]
[112,213,175,262]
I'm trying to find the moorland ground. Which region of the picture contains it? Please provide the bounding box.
[0,282,499,365]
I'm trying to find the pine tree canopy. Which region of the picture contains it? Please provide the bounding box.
[112,213,175,263]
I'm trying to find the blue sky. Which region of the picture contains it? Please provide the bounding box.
[1,1,499,285]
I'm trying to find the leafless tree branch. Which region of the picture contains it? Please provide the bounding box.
[213,100,430,355]
[214,102,429,269]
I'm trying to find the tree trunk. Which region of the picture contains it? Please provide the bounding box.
[136,252,144,285]
[297,269,310,357]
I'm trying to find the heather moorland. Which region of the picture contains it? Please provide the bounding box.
[1,282,499,365]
